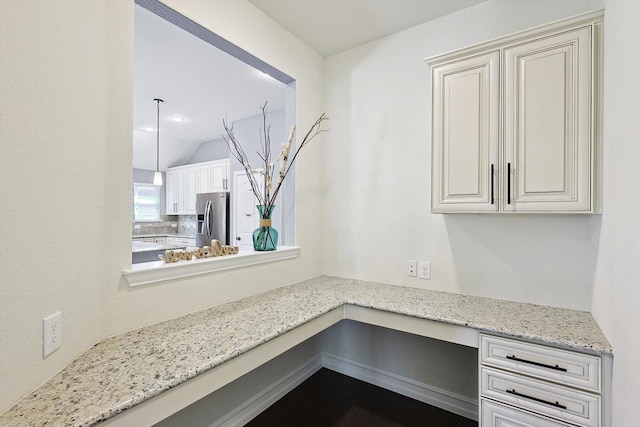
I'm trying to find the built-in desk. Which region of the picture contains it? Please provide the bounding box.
[0,276,612,426]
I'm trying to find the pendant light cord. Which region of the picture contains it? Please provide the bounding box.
[154,98,164,173]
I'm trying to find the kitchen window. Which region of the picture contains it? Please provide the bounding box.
[133,183,160,222]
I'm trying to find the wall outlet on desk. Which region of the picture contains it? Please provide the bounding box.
[418,261,431,280]
[43,311,62,358]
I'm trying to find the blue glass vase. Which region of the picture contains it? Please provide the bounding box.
[253,205,278,251]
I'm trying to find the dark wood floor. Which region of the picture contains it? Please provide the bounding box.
[246,368,478,427]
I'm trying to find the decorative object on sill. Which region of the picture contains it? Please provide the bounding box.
[223,103,328,251]
[153,98,164,186]
[253,204,278,251]
[159,239,239,263]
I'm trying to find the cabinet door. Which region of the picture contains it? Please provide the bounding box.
[503,26,592,212]
[211,160,229,192]
[186,167,198,214]
[431,50,500,212]
[196,164,212,194]
[165,170,177,214]
[174,168,188,214]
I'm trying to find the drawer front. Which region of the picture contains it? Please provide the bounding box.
[481,367,600,427]
[482,399,573,427]
[481,334,601,392]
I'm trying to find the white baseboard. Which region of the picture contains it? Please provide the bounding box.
[213,351,478,425]
[322,352,478,421]
[212,354,323,427]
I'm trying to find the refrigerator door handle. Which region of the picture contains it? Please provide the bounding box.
[203,200,211,236]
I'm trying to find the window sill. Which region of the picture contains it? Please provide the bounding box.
[123,246,300,287]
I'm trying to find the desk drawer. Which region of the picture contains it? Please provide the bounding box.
[481,335,601,392]
[482,399,573,427]
[481,367,600,427]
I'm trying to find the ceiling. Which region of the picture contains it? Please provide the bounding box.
[133,5,288,171]
[248,0,486,57]
[134,0,486,171]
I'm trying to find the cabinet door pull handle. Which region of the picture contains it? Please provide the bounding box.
[506,355,568,372]
[506,388,567,410]
[490,164,495,204]
[507,162,511,204]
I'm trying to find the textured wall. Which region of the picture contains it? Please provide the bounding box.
[322,0,605,310]
[0,0,324,412]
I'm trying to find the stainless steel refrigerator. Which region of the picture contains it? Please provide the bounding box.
[196,192,230,247]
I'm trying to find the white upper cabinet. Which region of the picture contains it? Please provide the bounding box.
[165,159,230,215]
[503,26,592,212]
[211,159,230,193]
[428,10,602,214]
[431,50,500,212]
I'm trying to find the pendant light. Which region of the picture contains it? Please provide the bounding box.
[153,98,164,186]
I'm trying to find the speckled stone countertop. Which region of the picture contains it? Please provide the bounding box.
[0,276,612,426]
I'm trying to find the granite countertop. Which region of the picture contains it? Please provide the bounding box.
[0,276,612,426]
[131,241,187,254]
[132,234,196,239]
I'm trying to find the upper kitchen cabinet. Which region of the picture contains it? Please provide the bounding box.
[430,50,500,212]
[428,10,603,214]
[165,159,230,215]
[210,159,230,193]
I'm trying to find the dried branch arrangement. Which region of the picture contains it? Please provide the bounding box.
[223,103,328,209]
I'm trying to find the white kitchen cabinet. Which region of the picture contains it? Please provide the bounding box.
[186,167,198,214]
[503,26,593,212]
[196,163,212,194]
[166,237,196,248]
[153,237,167,245]
[428,11,602,214]
[166,159,231,215]
[166,167,187,214]
[431,50,500,212]
[211,159,230,192]
[165,169,177,215]
[479,334,610,427]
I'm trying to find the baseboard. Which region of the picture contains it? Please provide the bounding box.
[213,351,478,425]
[211,354,323,427]
[322,352,478,421]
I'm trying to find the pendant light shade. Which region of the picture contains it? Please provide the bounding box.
[153,98,164,186]
[153,171,163,186]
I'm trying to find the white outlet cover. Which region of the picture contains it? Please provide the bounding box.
[43,311,62,358]
[418,261,431,279]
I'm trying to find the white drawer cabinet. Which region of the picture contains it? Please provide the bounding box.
[167,237,196,247]
[482,400,573,427]
[481,335,601,392]
[480,334,610,427]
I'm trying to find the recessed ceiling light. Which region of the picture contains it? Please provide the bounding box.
[143,127,154,132]
[171,117,185,122]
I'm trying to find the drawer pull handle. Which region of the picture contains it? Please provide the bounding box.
[506,388,567,410]
[506,355,568,372]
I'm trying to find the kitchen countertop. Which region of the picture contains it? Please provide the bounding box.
[132,234,196,240]
[131,240,187,254]
[0,276,612,426]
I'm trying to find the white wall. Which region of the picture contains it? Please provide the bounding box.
[0,0,324,413]
[322,0,640,425]
[322,0,605,311]
[591,0,640,423]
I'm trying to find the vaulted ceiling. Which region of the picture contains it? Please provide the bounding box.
[133,0,486,171]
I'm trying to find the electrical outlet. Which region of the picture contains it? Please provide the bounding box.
[407,260,417,277]
[43,311,62,358]
[418,261,431,280]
